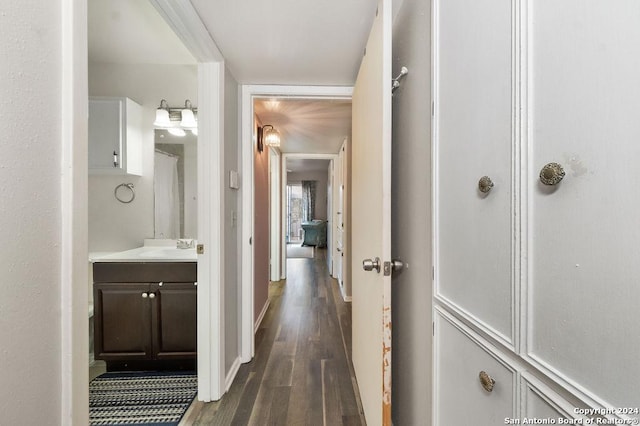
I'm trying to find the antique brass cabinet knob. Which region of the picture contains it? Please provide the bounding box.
[478,176,494,193]
[479,371,495,392]
[539,162,565,186]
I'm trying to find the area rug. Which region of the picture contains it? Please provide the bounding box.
[287,244,314,259]
[89,371,197,426]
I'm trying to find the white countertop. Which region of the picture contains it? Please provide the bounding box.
[89,239,197,263]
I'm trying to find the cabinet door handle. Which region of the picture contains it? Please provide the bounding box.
[148,292,156,299]
[141,292,148,298]
[539,162,565,185]
[113,151,119,168]
[478,176,494,193]
[479,371,495,392]
[158,281,163,287]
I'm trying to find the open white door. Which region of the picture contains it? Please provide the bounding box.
[351,0,392,425]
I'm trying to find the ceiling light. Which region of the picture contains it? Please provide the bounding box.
[263,125,281,147]
[167,127,186,137]
[181,99,197,129]
[153,99,171,128]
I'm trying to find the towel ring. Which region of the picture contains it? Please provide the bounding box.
[114,183,135,203]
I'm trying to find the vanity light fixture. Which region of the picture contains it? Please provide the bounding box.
[262,124,281,147]
[153,99,198,135]
[180,100,197,129]
[153,99,171,127]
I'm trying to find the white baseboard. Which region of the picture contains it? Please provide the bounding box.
[254,299,270,333]
[225,356,241,391]
[340,283,352,302]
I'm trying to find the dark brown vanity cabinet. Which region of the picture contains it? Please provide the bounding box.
[93,262,197,366]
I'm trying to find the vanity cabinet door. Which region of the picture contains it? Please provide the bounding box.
[94,283,152,360]
[151,282,197,359]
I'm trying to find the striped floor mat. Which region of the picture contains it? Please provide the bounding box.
[89,371,197,426]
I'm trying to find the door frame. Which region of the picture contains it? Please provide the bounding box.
[281,153,339,279]
[269,148,281,282]
[150,0,227,402]
[240,85,353,361]
[61,1,229,421]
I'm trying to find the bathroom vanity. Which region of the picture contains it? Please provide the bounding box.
[91,243,197,370]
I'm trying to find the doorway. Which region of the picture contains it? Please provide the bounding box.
[241,87,353,361]
[287,183,304,243]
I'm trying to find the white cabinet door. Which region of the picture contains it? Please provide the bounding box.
[434,310,516,426]
[527,0,640,411]
[89,97,142,175]
[434,0,515,345]
[89,98,123,171]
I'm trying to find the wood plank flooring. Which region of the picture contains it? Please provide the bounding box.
[181,249,365,425]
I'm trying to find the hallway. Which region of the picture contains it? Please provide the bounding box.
[183,250,365,425]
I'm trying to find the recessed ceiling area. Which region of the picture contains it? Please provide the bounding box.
[255,98,351,154]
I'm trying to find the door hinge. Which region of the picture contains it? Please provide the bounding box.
[433,322,435,336]
[431,101,435,117]
[249,237,252,245]
[432,266,435,280]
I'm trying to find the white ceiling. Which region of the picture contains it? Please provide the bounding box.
[255,98,351,154]
[88,0,195,64]
[88,0,364,154]
[190,0,378,85]
[287,159,331,173]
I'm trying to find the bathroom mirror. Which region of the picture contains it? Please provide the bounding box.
[153,129,197,239]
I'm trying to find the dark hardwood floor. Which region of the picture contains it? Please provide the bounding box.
[182,249,365,425]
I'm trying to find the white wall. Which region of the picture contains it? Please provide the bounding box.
[223,66,240,376]
[391,0,433,424]
[88,62,197,251]
[287,170,329,220]
[0,1,67,424]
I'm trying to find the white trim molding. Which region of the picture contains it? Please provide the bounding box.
[149,0,224,62]
[61,0,89,423]
[254,299,271,334]
[225,356,242,392]
[196,61,226,402]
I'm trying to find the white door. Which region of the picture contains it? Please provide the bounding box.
[433,0,515,421]
[434,0,640,422]
[527,0,640,411]
[351,0,392,424]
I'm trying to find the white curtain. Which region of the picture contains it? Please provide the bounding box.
[154,151,180,239]
[302,180,316,222]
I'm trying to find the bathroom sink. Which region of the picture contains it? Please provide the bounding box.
[138,248,197,259]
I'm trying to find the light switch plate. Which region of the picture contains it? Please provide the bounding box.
[229,170,239,189]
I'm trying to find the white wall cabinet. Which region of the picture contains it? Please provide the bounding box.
[89,97,142,176]
[433,1,640,424]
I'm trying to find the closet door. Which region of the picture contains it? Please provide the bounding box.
[434,310,517,425]
[434,0,515,345]
[527,0,640,413]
